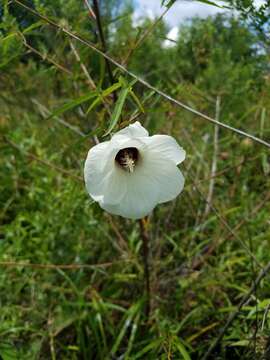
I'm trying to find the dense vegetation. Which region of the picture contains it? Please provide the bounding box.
[1,0,270,358]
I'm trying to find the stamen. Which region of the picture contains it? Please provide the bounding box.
[123,155,135,172]
[115,147,139,173]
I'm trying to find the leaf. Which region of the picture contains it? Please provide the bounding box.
[103,86,130,136]
[0,344,19,360]
[124,312,141,359]
[86,82,122,114]
[0,33,17,44]
[229,340,249,347]
[47,91,97,120]
[129,89,145,113]
[22,21,44,34]
[110,301,142,356]
[261,152,270,175]
[173,338,192,360]
[161,0,176,8]
[187,322,219,343]
[102,81,122,97]
[86,96,102,114]
[119,76,137,89]
[133,338,164,359]
[195,0,224,8]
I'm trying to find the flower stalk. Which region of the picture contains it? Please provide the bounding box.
[139,217,151,318]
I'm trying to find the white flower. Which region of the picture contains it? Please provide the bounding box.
[84,121,186,219]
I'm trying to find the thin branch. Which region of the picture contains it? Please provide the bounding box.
[69,39,112,116]
[17,31,72,74]
[162,36,177,44]
[84,0,96,20]
[13,0,270,149]
[69,39,97,89]
[24,41,72,75]
[31,98,86,137]
[204,96,220,218]
[92,0,116,102]
[105,214,130,254]
[0,259,131,270]
[202,260,270,360]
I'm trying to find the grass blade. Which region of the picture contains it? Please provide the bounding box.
[173,337,192,360]
[47,91,97,120]
[86,82,122,114]
[103,86,129,136]
[133,338,164,359]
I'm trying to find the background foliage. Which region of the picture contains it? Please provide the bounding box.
[1,0,270,359]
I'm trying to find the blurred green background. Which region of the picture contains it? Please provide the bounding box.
[1,0,270,358]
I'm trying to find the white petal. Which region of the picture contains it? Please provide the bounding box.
[112,121,148,140]
[84,141,110,172]
[100,167,127,205]
[84,141,123,203]
[100,170,159,219]
[110,137,148,156]
[142,150,185,204]
[99,150,184,219]
[84,142,110,199]
[117,137,147,151]
[157,166,185,204]
[84,137,148,207]
[143,135,186,164]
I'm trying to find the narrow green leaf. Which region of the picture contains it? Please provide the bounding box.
[262,152,270,175]
[86,82,122,114]
[95,313,108,353]
[22,21,44,34]
[104,86,129,136]
[229,340,249,347]
[47,91,97,120]
[0,33,17,43]
[129,90,155,119]
[86,96,102,114]
[162,0,176,8]
[133,338,164,359]
[195,0,228,8]
[129,89,145,113]
[173,338,192,360]
[124,312,141,359]
[119,76,137,88]
[110,302,141,356]
[102,82,122,97]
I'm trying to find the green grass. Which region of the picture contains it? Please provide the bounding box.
[1,100,270,359]
[1,3,270,359]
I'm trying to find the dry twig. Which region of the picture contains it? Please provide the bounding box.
[0,259,131,270]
